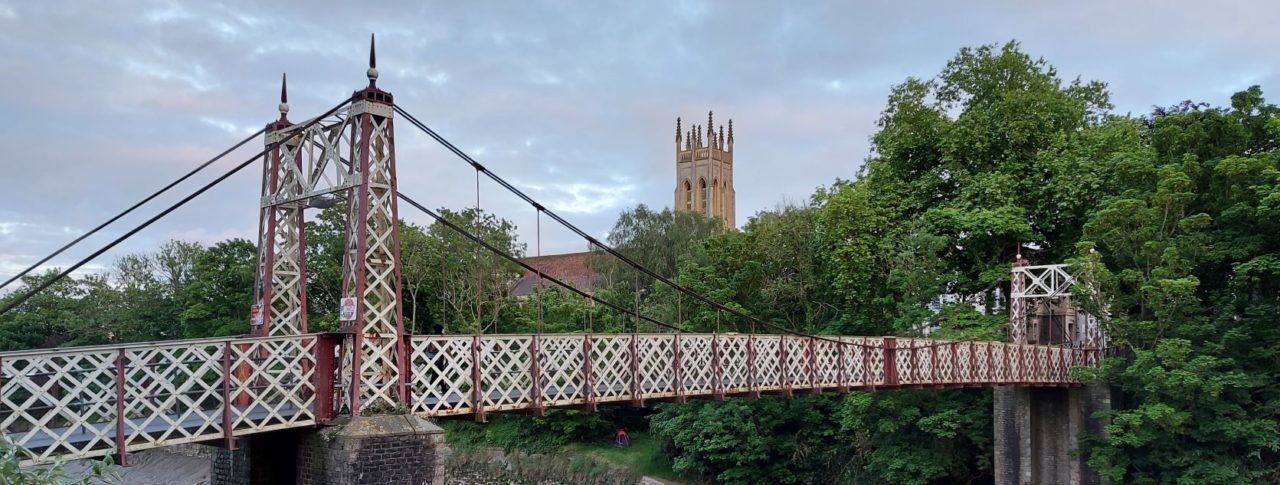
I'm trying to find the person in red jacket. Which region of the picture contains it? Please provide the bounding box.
[613,428,631,448]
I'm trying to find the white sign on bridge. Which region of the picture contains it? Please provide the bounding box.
[340,297,357,321]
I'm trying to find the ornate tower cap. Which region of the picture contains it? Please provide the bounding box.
[268,73,293,130]
[367,33,379,85]
[278,73,289,116]
[353,33,393,104]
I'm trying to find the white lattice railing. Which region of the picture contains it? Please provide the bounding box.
[1,335,319,464]
[4,332,1101,464]
[404,334,1100,418]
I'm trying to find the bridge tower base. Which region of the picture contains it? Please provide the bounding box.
[993,383,1110,485]
[296,415,449,485]
[208,416,449,485]
[210,430,308,485]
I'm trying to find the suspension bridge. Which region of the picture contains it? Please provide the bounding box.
[0,37,1108,483]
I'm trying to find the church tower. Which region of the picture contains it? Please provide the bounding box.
[674,111,735,229]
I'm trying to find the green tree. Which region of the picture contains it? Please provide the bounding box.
[180,239,257,338]
[1077,89,1280,482]
[651,396,853,484]
[0,270,89,350]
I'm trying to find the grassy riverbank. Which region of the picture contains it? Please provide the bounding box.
[563,431,684,482]
[439,416,692,483]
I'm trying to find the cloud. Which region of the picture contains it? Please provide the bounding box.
[1,0,1278,278]
[522,181,638,214]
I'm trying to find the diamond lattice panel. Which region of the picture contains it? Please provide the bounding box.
[752,336,781,390]
[538,336,584,406]
[637,335,675,397]
[228,336,316,434]
[408,336,473,415]
[679,335,714,395]
[718,335,749,392]
[589,335,633,403]
[480,336,532,410]
[121,342,224,451]
[1,349,117,463]
[784,337,809,390]
[813,339,841,388]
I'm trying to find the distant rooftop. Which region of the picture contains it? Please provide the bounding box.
[511,251,598,297]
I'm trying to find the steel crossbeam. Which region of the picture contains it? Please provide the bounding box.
[1008,261,1109,348]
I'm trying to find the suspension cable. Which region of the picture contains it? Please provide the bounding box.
[474,167,483,334]
[393,104,1113,351]
[439,229,448,334]
[396,191,691,333]
[536,208,543,334]
[0,150,266,316]
[392,105,881,347]
[0,126,268,292]
[0,99,350,317]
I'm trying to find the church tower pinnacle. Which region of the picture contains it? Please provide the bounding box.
[674,111,735,229]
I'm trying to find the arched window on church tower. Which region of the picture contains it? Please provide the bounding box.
[684,180,692,211]
[699,178,708,214]
[712,178,719,217]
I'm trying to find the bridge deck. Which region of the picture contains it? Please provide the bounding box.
[1,333,1098,464]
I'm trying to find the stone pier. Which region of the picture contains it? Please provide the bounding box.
[210,415,449,485]
[993,383,1110,484]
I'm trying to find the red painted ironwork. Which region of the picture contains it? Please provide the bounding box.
[471,336,485,422]
[672,333,685,403]
[711,332,724,400]
[883,338,898,387]
[2,333,1098,466]
[968,341,977,386]
[930,344,939,385]
[806,337,817,392]
[863,337,875,391]
[629,334,642,407]
[913,341,923,387]
[313,335,339,422]
[114,349,127,466]
[582,334,596,411]
[530,334,544,416]
[221,342,235,449]
[780,334,792,397]
[747,333,759,398]
[837,341,849,392]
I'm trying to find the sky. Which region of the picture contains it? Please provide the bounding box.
[1,0,1278,287]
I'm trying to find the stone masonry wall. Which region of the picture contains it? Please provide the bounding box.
[209,431,304,485]
[994,384,1110,485]
[297,415,449,485]
[209,440,250,485]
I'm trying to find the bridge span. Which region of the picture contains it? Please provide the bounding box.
[0,333,1095,464]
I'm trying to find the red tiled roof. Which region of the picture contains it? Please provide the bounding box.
[511,251,599,296]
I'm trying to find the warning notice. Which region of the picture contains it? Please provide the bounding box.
[340,297,358,321]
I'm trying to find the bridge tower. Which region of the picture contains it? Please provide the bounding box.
[253,74,308,336]
[338,35,408,413]
[995,255,1110,484]
[250,37,408,414]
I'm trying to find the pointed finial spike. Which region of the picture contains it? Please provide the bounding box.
[278,73,290,117]
[365,34,380,85]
